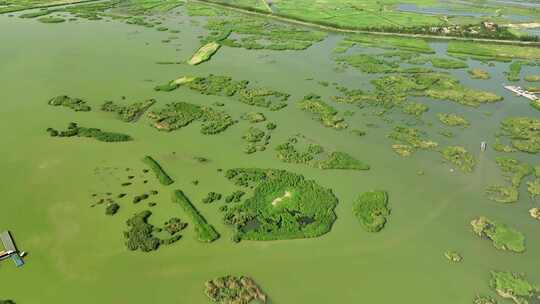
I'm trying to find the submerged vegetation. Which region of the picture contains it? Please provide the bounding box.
[48,95,91,112]
[205,275,267,304]
[46,122,132,142]
[172,190,220,242]
[147,101,235,134]
[353,191,390,232]
[471,216,525,253]
[223,168,338,241]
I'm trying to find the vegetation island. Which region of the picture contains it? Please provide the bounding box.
[471,217,525,253]
[223,168,338,241]
[205,275,267,304]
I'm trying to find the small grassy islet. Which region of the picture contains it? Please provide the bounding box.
[48,95,91,112]
[352,190,390,233]
[486,157,532,204]
[223,168,338,241]
[46,122,132,142]
[101,99,156,123]
[205,275,267,304]
[147,101,235,135]
[471,216,525,253]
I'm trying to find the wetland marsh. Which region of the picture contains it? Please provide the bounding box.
[0,1,539,303]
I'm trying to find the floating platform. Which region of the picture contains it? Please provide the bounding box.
[504,85,539,101]
[0,231,24,267]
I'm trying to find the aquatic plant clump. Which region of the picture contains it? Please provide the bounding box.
[486,157,532,203]
[205,275,267,304]
[444,251,463,263]
[240,112,266,123]
[163,217,188,235]
[223,168,338,241]
[123,210,182,252]
[298,94,347,129]
[172,190,220,242]
[471,217,525,253]
[441,146,476,173]
[147,102,235,135]
[489,271,540,304]
[336,54,399,74]
[530,208,540,220]
[437,113,469,127]
[202,192,222,204]
[105,202,120,215]
[242,127,269,154]
[473,295,497,304]
[275,136,369,171]
[101,99,156,122]
[388,126,438,157]
[353,190,390,232]
[402,102,428,117]
[48,95,91,112]
[155,74,290,110]
[372,73,502,107]
[142,156,174,186]
[505,61,523,82]
[468,68,490,80]
[46,122,132,142]
[531,100,540,111]
[499,117,540,154]
[527,166,540,198]
[430,58,468,69]
[316,152,370,171]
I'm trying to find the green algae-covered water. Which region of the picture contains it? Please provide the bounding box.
[0,9,539,304]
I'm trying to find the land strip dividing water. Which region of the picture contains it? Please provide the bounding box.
[190,0,540,46]
[0,0,103,14]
